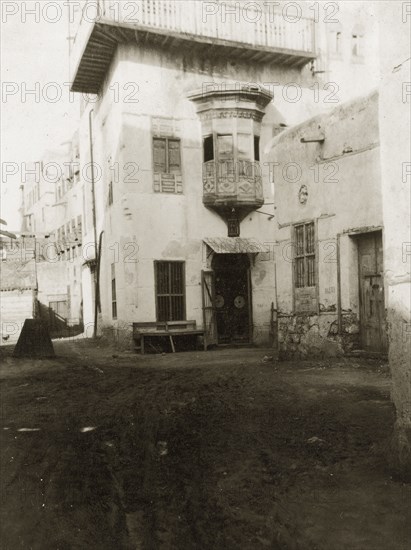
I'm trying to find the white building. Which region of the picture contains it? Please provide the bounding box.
[67,0,381,349]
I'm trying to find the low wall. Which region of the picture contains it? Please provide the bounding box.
[278,312,360,359]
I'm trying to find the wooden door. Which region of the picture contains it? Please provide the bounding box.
[213,254,251,344]
[201,270,217,348]
[358,232,387,352]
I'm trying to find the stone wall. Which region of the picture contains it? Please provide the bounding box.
[278,312,360,359]
[0,290,35,344]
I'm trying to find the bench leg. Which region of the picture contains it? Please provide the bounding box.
[169,335,175,353]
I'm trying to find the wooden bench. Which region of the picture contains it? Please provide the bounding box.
[133,320,205,354]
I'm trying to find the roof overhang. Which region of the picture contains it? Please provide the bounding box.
[70,19,316,95]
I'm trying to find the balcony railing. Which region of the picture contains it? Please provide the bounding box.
[94,0,314,52]
[70,0,316,93]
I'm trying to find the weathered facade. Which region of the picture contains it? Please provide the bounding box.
[0,238,37,343]
[378,1,411,474]
[268,90,385,357]
[70,0,327,347]
[16,136,86,338]
[64,0,383,349]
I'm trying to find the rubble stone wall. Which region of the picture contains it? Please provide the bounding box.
[278,312,360,359]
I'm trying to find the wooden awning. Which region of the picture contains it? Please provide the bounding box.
[203,238,268,254]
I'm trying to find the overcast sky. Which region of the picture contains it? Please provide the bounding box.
[1,1,81,230]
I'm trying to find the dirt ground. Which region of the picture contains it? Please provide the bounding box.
[0,339,410,550]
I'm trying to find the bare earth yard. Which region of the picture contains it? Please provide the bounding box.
[0,340,410,549]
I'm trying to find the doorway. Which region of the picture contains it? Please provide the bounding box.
[357,231,387,352]
[48,300,68,333]
[212,254,251,344]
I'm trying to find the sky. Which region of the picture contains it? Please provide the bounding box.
[1,0,81,230]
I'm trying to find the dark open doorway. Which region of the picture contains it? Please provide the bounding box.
[212,253,251,344]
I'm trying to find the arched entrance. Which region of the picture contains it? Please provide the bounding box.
[212,254,251,344]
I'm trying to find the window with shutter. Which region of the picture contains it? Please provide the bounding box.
[217,134,235,180]
[237,134,252,160]
[168,139,181,173]
[152,137,182,194]
[153,138,167,173]
[237,134,252,178]
[217,135,233,160]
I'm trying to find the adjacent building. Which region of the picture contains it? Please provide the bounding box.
[2,136,86,342]
[268,90,385,357]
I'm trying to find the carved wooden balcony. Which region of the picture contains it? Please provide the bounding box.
[203,159,263,212]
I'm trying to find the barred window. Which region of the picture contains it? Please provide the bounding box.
[155,261,185,322]
[294,222,316,288]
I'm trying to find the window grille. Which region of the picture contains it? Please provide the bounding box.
[294,222,316,288]
[155,261,185,321]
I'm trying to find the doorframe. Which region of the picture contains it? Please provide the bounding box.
[210,252,253,345]
[247,267,253,343]
[350,228,385,352]
[201,270,218,348]
[337,226,384,338]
